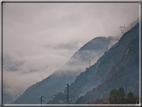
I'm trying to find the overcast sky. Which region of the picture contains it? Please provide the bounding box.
[2,2,139,100]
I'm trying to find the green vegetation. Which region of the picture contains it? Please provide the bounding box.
[119,87,125,99]
[109,89,120,103]
[109,88,138,104]
[127,91,134,98]
[89,87,139,104]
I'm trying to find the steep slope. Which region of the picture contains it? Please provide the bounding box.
[3,90,13,104]
[47,23,139,104]
[58,36,116,73]
[11,36,115,104]
[76,30,139,104]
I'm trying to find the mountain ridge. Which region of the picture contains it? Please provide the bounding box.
[76,33,139,103]
[47,23,139,104]
[11,36,116,104]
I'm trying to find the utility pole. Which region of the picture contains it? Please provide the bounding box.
[120,25,126,34]
[103,91,104,98]
[39,96,44,105]
[89,60,91,68]
[66,84,70,104]
[125,84,127,96]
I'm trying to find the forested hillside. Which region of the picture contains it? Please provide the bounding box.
[48,23,139,104]
[76,27,139,103]
[12,36,115,104]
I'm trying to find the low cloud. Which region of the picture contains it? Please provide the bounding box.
[3,55,24,72]
[2,3,139,103]
[54,42,79,50]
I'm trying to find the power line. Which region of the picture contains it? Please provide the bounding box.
[49,48,132,103]
[72,42,126,85]
[69,43,137,101]
[69,73,96,94]
[68,41,126,90]
[47,42,132,103]
[69,39,134,95]
[44,33,138,103]
[70,68,94,87]
[58,33,136,93]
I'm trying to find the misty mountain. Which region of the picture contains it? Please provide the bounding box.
[11,36,116,104]
[76,25,139,104]
[47,23,139,104]
[3,87,13,104]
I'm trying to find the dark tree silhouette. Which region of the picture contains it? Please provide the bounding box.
[127,91,134,98]
[119,87,125,98]
[109,89,120,103]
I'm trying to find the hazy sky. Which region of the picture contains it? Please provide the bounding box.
[2,2,139,100]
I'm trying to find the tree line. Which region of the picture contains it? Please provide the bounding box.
[88,87,139,104]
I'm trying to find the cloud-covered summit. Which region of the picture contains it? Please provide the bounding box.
[3,3,139,104]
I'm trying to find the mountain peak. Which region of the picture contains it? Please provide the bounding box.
[11,35,116,104]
